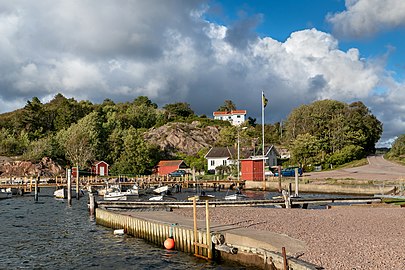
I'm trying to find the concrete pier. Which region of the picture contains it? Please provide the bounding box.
[95,209,322,269]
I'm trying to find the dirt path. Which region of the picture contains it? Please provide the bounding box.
[304,155,405,181]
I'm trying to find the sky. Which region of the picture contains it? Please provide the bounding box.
[0,0,404,147]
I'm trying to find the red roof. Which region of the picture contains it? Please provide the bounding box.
[157,160,184,167]
[213,110,247,116]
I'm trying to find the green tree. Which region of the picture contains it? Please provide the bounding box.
[387,135,405,158]
[290,133,320,167]
[217,100,236,112]
[110,127,153,175]
[56,112,102,168]
[163,102,194,120]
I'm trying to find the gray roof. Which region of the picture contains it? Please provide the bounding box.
[205,147,253,159]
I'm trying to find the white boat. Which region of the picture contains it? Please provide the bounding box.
[149,195,164,201]
[153,185,169,194]
[224,188,247,200]
[224,193,247,200]
[54,188,85,199]
[54,188,67,199]
[0,188,12,199]
[104,185,144,201]
[148,194,177,201]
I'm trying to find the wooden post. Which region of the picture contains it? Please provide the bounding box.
[294,168,299,197]
[192,196,198,255]
[34,176,39,202]
[282,246,288,270]
[76,166,80,200]
[89,192,96,216]
[67,169,72,206]
[205,199,212,259]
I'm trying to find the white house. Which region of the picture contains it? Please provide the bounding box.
[253,145,280,167]
[213,110,247,126]
[204,147,238,173]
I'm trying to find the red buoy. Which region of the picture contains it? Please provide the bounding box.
[164,237,175,250]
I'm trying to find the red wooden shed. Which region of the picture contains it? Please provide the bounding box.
[91,161,109,176]
[157,160,187,175]
[241,157,265,181]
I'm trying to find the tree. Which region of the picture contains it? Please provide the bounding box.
[217,100,236,112]
[387,135,405,158]
[110,127,153,175]
[290,133,320,167]
[163,102,194,120]
[20,97,45,139]
[56,112,102,168]
[284,99,382,165]
[133,96,157,108]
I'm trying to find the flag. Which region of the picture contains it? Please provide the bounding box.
[262,92,268,108]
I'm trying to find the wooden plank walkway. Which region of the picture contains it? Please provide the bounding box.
[97,197,382,209]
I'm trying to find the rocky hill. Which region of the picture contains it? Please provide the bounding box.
[0,157,64,178]
[0,121,221,177]
[144,121,220,156]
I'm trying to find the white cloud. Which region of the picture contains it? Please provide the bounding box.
[0,0,401,146]
[327,0,405,38]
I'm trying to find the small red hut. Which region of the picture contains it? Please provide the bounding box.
[91,161,109,176]
[240,157,266,181]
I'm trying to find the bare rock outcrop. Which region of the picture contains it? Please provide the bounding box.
[0,157,64,177]
[144,121,220,156]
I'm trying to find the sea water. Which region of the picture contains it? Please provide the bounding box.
[0,188,255,270]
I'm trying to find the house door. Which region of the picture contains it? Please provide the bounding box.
[99,167,105,176]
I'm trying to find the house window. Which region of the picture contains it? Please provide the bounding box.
[223,160,227,165]
[237,115,240,118]
[211,160,215,166]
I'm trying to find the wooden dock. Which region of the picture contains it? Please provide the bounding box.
[96,196,382,210]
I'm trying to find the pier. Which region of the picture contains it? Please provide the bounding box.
[96,196,382,210]
[95,207,322,270]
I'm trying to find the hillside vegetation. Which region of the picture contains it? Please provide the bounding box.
[0,94,385,175]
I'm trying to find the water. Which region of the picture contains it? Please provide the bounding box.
[0,188,253,270]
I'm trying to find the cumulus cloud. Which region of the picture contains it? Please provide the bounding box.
[0,0,401,145]
[327,0,405,38]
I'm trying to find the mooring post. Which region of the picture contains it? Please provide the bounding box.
[282,246,288,270]
[76,165,80,200]
[89,192,96,216]
[34,175,39,202]
[278,165,282,192]
[192,196,198,255]
[294,168,299,197]
[67,169,72,206]
[205,199,212,259]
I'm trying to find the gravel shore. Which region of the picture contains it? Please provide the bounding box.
[173,206,405,269]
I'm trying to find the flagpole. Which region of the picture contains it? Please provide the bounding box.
[261,91,265,189]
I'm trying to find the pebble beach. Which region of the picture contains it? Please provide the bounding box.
[174,206,405,269]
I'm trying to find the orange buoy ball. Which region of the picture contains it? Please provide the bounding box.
[164,237,175,250]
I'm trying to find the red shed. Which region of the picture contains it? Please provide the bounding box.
[91,161,109,176]
[241,157,266,181]
[157,160,187,175]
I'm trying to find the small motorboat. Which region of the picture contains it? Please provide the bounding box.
[54,188,85,199]
[104,184,144,201]
[224,188,247,200]
[153,185,170,194]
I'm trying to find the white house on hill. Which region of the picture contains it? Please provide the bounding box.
[213,110,246,126]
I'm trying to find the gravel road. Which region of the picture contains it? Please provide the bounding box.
[304,155,405,181]
[174,206,405,269]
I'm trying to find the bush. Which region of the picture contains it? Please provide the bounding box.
[327,145,364,166]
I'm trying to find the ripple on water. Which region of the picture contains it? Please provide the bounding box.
[0,188,253,270]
